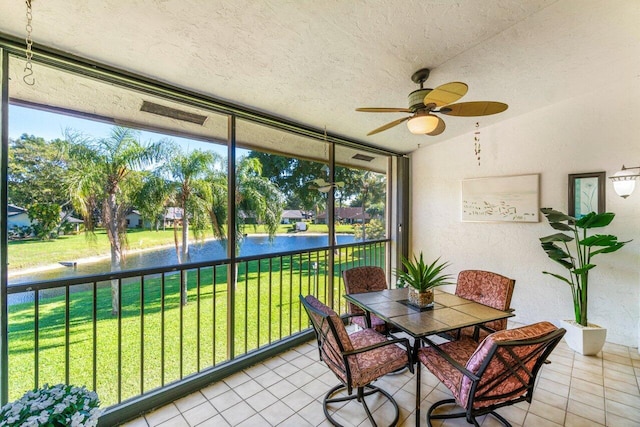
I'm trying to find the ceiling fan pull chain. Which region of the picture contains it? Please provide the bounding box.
[23,0,35,86]
[474,122,481,166]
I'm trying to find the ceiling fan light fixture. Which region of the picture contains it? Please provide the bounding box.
[407,113,439,134]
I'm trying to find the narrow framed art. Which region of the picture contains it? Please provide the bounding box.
[568,171,605,219]
[461,174,539,223]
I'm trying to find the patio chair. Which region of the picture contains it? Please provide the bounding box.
[454,270,515,340]
[342,266,391,333]
[300,294,412,426]
[419,321,565,427]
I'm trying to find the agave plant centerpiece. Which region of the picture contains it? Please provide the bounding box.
[396,252,453,308]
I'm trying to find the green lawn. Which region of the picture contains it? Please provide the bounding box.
[8,224,355,270]
[7,244,382,407]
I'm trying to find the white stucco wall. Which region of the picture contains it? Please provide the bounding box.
[410,79,640,348]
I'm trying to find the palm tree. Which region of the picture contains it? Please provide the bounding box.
[64,127,166,315]
[163,149,221,305]
[234,156,284,248]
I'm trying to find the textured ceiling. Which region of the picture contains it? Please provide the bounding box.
[0,0,639,154]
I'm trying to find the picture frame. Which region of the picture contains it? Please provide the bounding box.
[461,174,539,223]
[568,172,605,219]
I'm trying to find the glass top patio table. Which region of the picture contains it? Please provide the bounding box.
[344,287,514,339]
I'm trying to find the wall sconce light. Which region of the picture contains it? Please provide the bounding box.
[609,165,640,198]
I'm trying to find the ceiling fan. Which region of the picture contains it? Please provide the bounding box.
[356,68,508,136]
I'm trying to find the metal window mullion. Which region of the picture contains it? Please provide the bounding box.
[161,274,166,385]
[227,115,236,360]
[34,290,39,388]
[278,256,283,341]
[212,266,216,366]
[65,285,70,385]
[117,278,122,403]
[268,258,272,344]
[257,260,261,348]
[179,270,184,379]
[0,48,9,405]
[92,282,97,392]
[196,268,201,372]
[243,262,248,354]
[140,275,145,394]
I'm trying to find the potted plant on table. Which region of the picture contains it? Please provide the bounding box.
[396,252,453,308]
[539,208,630,355]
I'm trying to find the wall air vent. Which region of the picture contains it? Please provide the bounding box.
[140,100,207,125]
[352,153,375,162]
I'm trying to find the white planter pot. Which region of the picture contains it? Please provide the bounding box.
[561,319,607,356]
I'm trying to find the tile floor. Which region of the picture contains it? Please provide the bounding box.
[123,329,640,426]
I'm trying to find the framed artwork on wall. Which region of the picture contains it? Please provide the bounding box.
[461,174,539,222]
[568,171,605,219]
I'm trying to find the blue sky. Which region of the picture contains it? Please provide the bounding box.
[9,104,233,157]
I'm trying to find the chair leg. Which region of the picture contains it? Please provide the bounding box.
[426,398,513,427]
[323,383,400,426]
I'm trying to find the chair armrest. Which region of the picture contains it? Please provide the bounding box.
[422,337,480,382]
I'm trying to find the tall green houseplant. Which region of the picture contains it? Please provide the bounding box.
[539,208,629,326]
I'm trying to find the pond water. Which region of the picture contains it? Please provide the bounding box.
[9,234,357,286]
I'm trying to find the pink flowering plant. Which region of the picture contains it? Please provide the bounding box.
[0,383,102,427]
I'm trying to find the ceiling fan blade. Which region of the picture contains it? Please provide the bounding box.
[423,82,468,107]
[366,116,410,136]
[426,116,446,136]
[439,101,508,116]
[356,107,412,113]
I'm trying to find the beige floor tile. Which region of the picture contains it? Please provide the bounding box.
[528,400,567,424]
[569,387,605,409]
[604,367,638,385]
[157,415,189,427]
[571,368,604,386]
[522,412,563,426]
[603,353,633,367]
[567,398,605,424]
[279,413,315,426]
[245,388,278,412]
[298,400,330,426]
[570,377,605,397]
[606,399,640,423]
[181,401,216,426]
[260,400,296,425]
[254,369,284,388]
[605,412,640,427]
[532,388,568,409]
[223,370,252,388]
[537,377,570,397]
[194,413,230,427]
[120,418,149,427]
[174,391,208,413]
[220,400,256,425]
[604,377,640,396]
[233,378,265,400]
[198,381,230,400]
[233,413,267,427]
[604,360,636,375]
[284,388,315,412]
[605,387,640,409]
[208,389,242,413]
[145,403,181,427]
[244,362,271,378]
[564,412,604,427]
